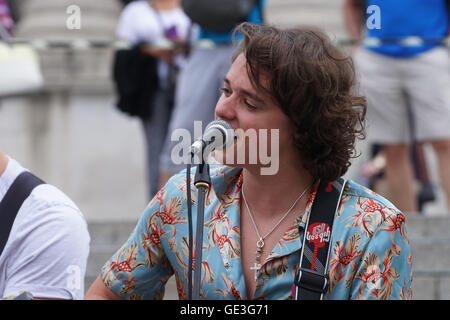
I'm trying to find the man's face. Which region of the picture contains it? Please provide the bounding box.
[213,53,297,174]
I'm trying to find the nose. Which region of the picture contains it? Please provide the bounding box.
[215,94,237,123]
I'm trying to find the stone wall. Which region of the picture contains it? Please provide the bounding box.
[407,217,450,299]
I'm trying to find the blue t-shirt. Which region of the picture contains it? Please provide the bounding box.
[199,0,266,44]
[365,0,449,57]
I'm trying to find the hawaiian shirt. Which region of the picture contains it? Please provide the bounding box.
[101,165,413,300]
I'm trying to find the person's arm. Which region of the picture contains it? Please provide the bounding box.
[85,276,124,300]
[140,44,175,63]
[343,0,365,42]
[85,188,175,300]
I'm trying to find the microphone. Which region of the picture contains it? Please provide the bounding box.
[189,120,235,158]
[186,120,234,300]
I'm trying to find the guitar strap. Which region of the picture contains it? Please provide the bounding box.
[293,178,346,300]
[0,171,45,258]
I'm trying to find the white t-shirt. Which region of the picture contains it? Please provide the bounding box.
[0,157,90,300]
[116,0,192,85]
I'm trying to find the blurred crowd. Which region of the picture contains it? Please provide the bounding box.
[112,0,265,200]
[2,0,448,214]
[111,0,450,216]
[344,0,450,215]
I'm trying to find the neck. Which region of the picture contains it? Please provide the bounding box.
[149,0,179,10]
[241,160,314,219]
[0,150,8,178]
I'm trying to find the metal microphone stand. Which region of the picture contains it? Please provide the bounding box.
[186,151,211,300]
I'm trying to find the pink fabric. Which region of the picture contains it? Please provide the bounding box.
[0,0,14,36]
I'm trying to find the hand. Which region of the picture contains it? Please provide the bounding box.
[172,40,191,55]
[141,45,175,63]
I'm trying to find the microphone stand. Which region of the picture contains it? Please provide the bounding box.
[185,120,232,299]
[186,163,193,300]
[186,151,211,300]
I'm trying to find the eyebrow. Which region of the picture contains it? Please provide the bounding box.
[223,77,265,104]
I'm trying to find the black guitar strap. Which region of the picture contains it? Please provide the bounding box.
[293,178,346,300]
[0,171,45,258]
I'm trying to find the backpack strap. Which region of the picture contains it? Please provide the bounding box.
[293,178,347,300]
[0,171,45,257]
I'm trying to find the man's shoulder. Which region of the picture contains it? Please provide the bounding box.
[1,157,84,222]
[119,0,151,22]
[333,180,409,248]
[28,184,82,214]
[10,182,89,251]
[123,0,147,12]
[17,183,87,232]
[341,179,403,221]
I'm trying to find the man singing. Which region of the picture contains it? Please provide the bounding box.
[86,23,412,300]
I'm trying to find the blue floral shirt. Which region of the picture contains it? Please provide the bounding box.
[101,166,413,300]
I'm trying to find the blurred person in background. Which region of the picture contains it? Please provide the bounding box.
[0,0,14,35]
[0,149,90,299]
[116,0,192,200]
[158,0,266,187]
[344,0,450,214]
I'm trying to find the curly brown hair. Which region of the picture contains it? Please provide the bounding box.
[233,22,367,181]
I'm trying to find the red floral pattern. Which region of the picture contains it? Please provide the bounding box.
[100,166,412,300]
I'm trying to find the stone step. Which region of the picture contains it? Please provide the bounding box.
[406,216,450,242]
[16,15,118,40]
[84,216,450,294]
[86,244,450,276]
[87,220,137,246]
[20,0,121,14]
[15,0,121,40]
[85,216,450,244]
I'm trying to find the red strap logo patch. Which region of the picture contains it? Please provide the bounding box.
[306,222,331,270]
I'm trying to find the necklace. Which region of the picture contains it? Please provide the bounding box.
[242,183,312,281]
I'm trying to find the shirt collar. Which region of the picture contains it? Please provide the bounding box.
[209,165,319,215]
[209,165,243,204]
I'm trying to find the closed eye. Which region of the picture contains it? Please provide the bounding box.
[244,100,257,110]
[219,87,231,96]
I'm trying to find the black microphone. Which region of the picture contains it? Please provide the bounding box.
[189,120,235,157]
